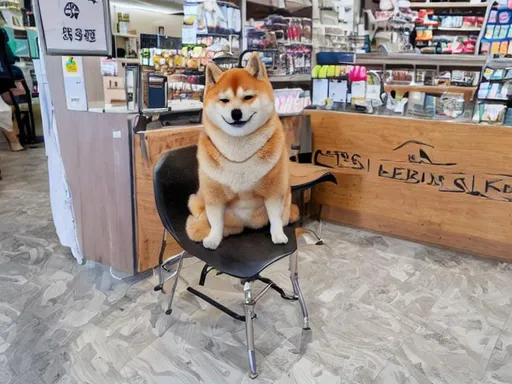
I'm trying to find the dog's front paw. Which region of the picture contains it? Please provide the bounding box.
[271,228,288,245]
[203,233,222,250]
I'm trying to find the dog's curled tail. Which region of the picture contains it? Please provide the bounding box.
[289,203,300,224]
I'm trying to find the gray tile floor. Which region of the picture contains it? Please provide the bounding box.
[1,145,512,384]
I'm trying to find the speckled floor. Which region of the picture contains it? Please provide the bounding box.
[1,144,512,384]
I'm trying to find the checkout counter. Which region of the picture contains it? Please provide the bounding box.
[43,52,512,275]
[307,108,512,261]
[133,106,512,273]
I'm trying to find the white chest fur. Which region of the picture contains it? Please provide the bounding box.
[201,126,281,193]
[201,148,281,192]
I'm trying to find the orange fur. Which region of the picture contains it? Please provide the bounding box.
[186,53,299,247]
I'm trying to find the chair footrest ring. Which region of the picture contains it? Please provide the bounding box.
[187,286,246,322]
[257,276,298,301]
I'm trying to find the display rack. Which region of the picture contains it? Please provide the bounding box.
[242,1,314,84]
[355,52,486,68]
[473,55,512,124]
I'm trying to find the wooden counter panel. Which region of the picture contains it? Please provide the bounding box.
[134,126,202,273]
[321,205,512,262]
[309,110,512,260]
[135,192,184,270]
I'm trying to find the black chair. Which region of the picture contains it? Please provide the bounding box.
[153,145,309,379]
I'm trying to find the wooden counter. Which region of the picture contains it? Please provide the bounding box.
[307,110,512,261]
[134,126,202,272]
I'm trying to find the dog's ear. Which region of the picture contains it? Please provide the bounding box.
[245,52,268,80]
[205,63,223,90]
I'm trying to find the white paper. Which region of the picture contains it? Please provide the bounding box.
[61,56,88,111]
[351,81,366,101]
[312,79,329,106]
[182,26,197,44]
[100,58,118,76]
[366,84,381,103]
[38,0,110,55]
[329,80,348,102]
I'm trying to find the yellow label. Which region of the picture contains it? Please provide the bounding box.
[65,57,78,73]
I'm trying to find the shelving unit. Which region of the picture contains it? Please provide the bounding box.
[196,32,239,38]
[383,83,477,101]
[268,74,312,82]
[355,53,486,67]
[113,33,138,39]
[410,2,489,8]
[246,0,312,12]
[411,1,493,55]
[243,0,314,86]
[437,27,481,31]
[112,33,138,59]
[116,58,139,64]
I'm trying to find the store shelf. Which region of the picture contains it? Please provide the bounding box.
[197,32,239,38]
[116,58,139,64]
[355,53,486,67]
[269,74,311,82]
[437,27,482,31]
[247,0,312,12]
[113,33,138,39]
[384,83,476,95]
[410,2,489,8]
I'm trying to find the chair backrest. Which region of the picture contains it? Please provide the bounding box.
[153,145,199,246]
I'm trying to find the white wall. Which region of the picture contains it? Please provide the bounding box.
[111,6,183,37]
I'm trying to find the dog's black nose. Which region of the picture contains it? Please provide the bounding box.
[231,109,243,121]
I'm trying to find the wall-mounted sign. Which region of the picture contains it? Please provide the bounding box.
[34,0,112,56]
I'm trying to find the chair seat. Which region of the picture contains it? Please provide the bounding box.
[154,145,298,280]
[290,162,337,192]
[178,225,297,279]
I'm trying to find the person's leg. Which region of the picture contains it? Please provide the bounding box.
[0,92,24,152]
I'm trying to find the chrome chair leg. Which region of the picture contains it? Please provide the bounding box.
[154,229,168,292]
[299,228,324,245]
[163,251,184,315]
[243,281,258,379]
[289,251,310,330]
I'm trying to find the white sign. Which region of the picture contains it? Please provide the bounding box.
[61,56,88,111]
[36,0,112,56]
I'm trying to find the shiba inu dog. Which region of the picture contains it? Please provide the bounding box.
[186,53,299,250]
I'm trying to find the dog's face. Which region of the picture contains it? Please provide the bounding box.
[203,53,275,137]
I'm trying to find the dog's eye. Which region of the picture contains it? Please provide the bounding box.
[219,98,230,103]
[244,95,254,101]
